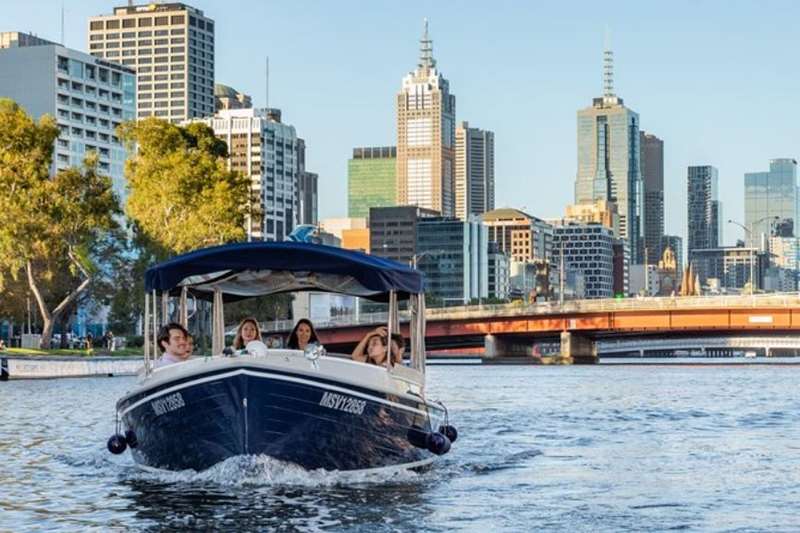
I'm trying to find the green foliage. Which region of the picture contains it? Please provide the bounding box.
[119,118,251,257]
[0,98,122,347]
[0,98,60,283]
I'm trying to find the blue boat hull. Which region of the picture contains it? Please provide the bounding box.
[117,367,441,472]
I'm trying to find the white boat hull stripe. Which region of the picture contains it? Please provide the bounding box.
[119,368,430,418]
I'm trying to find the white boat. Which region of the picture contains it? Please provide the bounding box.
[107,241,457,473]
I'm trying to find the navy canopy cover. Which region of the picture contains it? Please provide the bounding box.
[144,242,424,302]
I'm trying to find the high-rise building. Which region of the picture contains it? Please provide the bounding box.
[691,246,767,291]
[455,121,494,220]
[640,132,664,264]
[369,205,438,265]
[575,44,642,263]
[296,138,318,226]
[416,217,488,305]
[687,166,722,261]
[396,20,456,217]
[552,223,615,299]
[766,236,799,291]
[320,218,369,252]
[0,32,135,201]
[481,208,553,263]
[188,107,306,241]
[214,83,251,111]
[487,242,510,300]
[564,200,620,236]
[348,146,396,219]
[88,2,214,123]
[745,159,799,242]
[0,31,54,48]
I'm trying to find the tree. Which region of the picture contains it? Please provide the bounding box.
[0,99,121,348]
[119,118,252,257]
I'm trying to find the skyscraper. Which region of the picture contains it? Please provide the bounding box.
[0,32,135,201]
[348,146,397,219]
[640,131,664,264]
[455,121,495,220]
[744,159,798,242]
[396,20,456,217]
[552,223,615,299]
[575,44,642,263]
[88,2,214,123]
[687,165,722,257]
[296,138,318,226]
[416,217,488,305]
[189,107,305,241]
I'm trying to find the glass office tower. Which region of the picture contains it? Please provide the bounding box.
[745,159,798,242]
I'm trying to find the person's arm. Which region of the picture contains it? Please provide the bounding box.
[351,326,386,362]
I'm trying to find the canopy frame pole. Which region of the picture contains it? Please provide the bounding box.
[417,292,427,377]
[179,286,188,327]
[144,292,150,375]
[212,288,224,356]
[161,291,169,326]
[386,290,397,369]
[152,289,158,362]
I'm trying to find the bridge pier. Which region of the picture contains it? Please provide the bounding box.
[560,331,597,364]
[484,335,530,358]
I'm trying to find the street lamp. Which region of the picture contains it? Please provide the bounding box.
[727,216,779,293]
[410,249,444,270]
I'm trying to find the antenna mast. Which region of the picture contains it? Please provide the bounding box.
[603,28,614,98]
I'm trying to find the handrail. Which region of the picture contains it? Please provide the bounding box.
[258,293,800,334]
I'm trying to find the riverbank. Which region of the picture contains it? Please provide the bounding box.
[3,347,143,357]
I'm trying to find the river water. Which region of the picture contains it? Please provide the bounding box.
[2,363,800,532]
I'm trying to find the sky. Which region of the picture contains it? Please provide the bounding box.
[5,0,800,247]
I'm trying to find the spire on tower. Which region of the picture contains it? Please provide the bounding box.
[603,28,614,98]
[418,18,436,69]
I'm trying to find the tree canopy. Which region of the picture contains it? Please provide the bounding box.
[119,118,252,258]
[0,98,122,347]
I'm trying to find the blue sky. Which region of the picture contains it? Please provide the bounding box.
[7,1,800,246]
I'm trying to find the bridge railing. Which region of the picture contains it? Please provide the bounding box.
[259,293,800,333]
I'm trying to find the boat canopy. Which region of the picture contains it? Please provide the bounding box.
[144,241,424,302]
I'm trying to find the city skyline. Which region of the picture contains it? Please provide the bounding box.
[4,0,800,246]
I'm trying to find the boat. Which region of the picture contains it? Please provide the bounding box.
[106,241,457,473]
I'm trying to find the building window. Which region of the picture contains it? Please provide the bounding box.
[122,18,135,28]
[155,16,169,26]
[105,20,119,29]
[90,21,103,31]
[407,118,433,147]
[138,18,152,27]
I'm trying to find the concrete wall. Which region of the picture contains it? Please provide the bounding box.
[1,356,142,380]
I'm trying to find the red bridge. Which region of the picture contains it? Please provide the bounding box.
[264,294,800,362]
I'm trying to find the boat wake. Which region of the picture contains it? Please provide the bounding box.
[123,454,430,488]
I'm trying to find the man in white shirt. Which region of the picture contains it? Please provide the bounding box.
[154,322,190,368]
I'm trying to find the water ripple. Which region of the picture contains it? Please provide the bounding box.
[3,366,800,531]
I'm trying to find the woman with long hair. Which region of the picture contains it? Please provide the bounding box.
[286,318,320,350]
[233,317,262,350]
